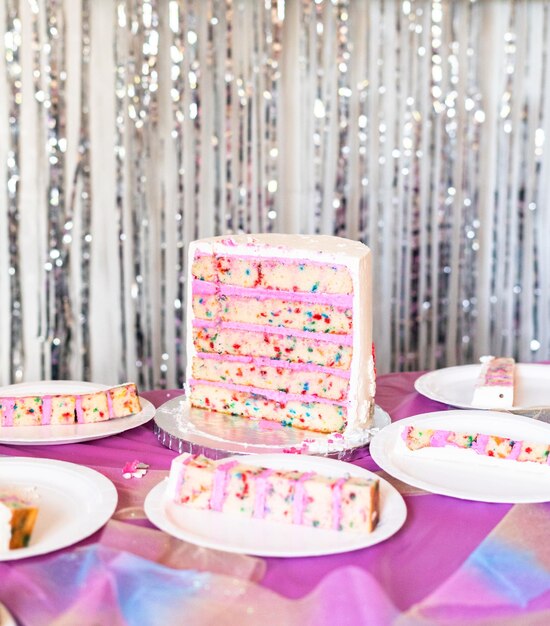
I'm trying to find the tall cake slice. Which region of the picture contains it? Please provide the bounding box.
[187,234,375,435]
[167,453,380,533]
[472,356,515,409]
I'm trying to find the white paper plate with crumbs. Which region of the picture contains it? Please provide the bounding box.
[144,453,406,557]
[414,363,550,411]
[370,410,550,503]
[0,380,155,445]
[0,457,117,561]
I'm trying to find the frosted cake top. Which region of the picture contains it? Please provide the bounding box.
[190,234,370,262]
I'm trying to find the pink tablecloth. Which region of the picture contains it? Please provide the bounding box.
[1,372,549,625]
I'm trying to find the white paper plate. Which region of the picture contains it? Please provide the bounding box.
[0,380,155,445]
[370,410,550,503]
[0,457,117,560]
[144,453,406,557]
[414,363,550,410]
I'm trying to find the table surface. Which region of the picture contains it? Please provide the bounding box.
[1,371,549,625]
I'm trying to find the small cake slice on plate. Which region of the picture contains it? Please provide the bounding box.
[167,453,380,533]
[471,356,515,409]
[0,490,39,550]
[402,425,550,468]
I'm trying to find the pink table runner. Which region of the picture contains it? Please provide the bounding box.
[1,372,549,625]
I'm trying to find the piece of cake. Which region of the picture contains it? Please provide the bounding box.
[0,491,39,550]
[167,453,380,533]
[2,396,43,426]
[186,234,375,435]
[471,356,515,409]
[108,383,142,418]
[0,383,142,427]
[402,425,550,468]
[46,395,77,425]
[77,391,111,423]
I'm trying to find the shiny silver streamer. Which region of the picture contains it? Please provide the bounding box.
[2,0,550,388]
[43,0,72,379]
[4,0,24,383]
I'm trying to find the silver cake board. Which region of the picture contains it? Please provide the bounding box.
[153,396,391,461]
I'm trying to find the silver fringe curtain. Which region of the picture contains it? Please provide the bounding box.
[1,0,549,389]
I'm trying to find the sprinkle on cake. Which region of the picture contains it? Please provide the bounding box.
[187,234,376,435]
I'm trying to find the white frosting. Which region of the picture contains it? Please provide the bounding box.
[186,234,375,435]
[471,386,514,409]
[472,355,514,409]
[0,502,12,551]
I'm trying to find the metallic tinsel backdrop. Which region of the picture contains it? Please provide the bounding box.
[1,0,550,389]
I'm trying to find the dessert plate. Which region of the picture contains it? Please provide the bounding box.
[370,410,550,503]
[154,396,391,461]
[414,363,550,411]
[0,457,117,560]
[144,453,407,557]
[0,380,155,445]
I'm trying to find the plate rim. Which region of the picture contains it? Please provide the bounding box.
[414,363,550,410]
[370,409,550,503]
[0,456,118,561]
[144,453,407,557]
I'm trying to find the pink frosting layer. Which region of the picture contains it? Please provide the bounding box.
[41,396,52,426]
[192,319,353,346]
[1,397,16,427]
[192,279,353,308]
[75,396,84,424]
[195,352,351,379]
[253,469,274,519]
[292,472,315,525]
[189,378,348,407]
[210,461,239,511]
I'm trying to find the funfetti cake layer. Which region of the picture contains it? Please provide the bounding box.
[472,356,515,409]
[402,425,550,468]
[48,395,77,425]
[167,453,380,533]
[108,383,142,417]
[187,234,375,436]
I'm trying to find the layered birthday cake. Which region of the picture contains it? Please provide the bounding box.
[0,383,141,427]
[167,453,380,532]
[187,234,375,435]
[402,425,550,468]
[471,356,515,409]
[0,490,39,550]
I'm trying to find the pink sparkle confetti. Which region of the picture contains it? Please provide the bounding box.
[122,460,150,479]
[221,237,237,246]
